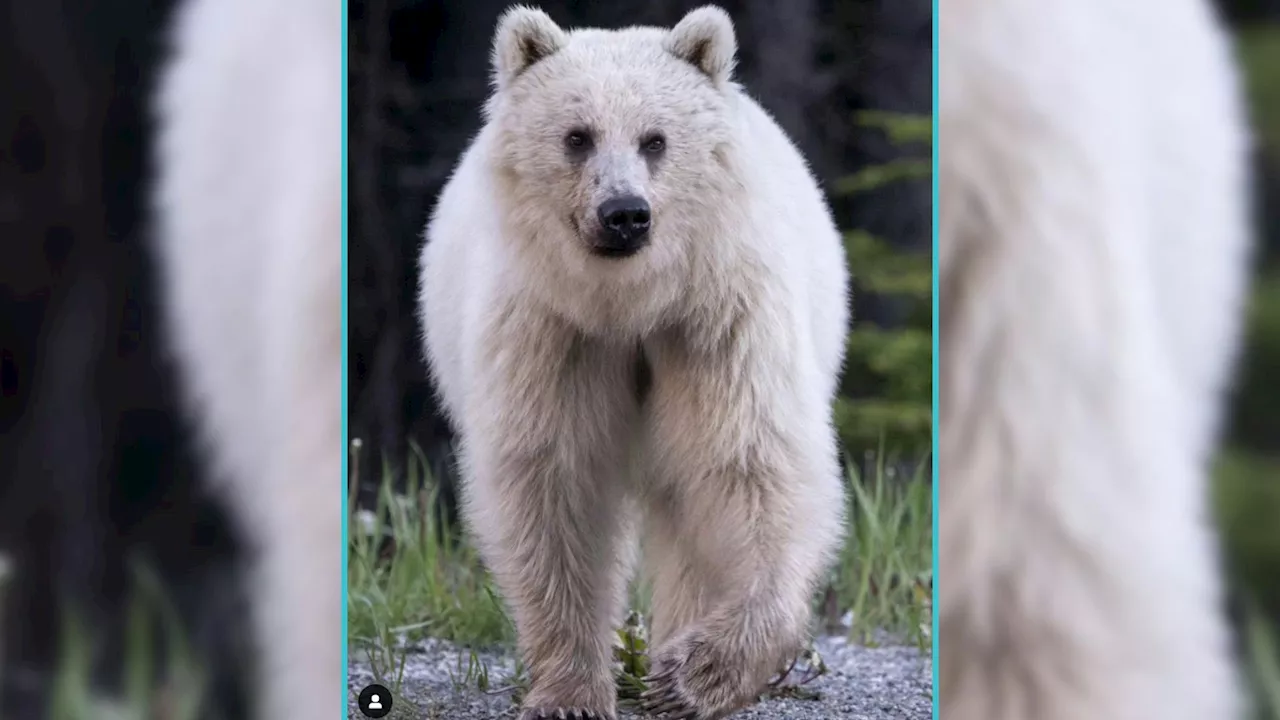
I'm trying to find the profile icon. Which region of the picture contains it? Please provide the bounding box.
[357,683,392,718]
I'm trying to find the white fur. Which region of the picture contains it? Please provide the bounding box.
[152,0,342,717]
[420,6,849,719]
[940,1,1251,718]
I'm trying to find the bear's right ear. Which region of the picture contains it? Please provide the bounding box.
[492,6,567,89]
[664,6,737,87]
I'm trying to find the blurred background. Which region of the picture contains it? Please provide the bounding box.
[1,0,253,717]
[1215,3,1280,717]
[938,3,1280,717]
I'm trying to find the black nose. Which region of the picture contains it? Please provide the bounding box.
[597,196,651,247]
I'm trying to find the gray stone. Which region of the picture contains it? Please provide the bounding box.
[347,635,933,719]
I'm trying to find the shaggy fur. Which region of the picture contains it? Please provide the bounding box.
[939,1,1251,718]
[151,0,342,717]
[418,6,849,720]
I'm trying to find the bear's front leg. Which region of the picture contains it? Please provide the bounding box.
[639,323,847,720]
[457,309,639,720]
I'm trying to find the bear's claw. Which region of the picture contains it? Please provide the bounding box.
[640,669,699,719]
[518,707,610,720]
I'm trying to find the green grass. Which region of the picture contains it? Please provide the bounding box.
[345,440,935,708]
[346,440,511,652]
[1220,22,1280,702]
[1244,594,1280,720]
[833,456,933,649]
[0,558,212,720]
[345,440,512,716]
[1214,450,1280,720]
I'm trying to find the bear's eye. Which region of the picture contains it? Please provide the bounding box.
[564,130,592,150]
[641,134,666,155]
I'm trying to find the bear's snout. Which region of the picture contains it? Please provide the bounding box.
[593,195,651,258]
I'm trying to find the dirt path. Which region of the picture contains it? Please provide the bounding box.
[347,635,933,719]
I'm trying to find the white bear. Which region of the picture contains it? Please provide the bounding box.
[939,1,1252,719]
[418,6,850,719]
[151,0,342,718]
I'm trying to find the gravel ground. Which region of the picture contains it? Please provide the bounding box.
[347,635,932,719]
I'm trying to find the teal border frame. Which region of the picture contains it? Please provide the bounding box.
[341,0,351,713]
[930,0,940,717]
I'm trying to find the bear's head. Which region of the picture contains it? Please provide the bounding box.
[484,5,741,268]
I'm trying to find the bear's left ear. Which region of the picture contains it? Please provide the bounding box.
[492,6,568,89]
[664,6,737,87]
